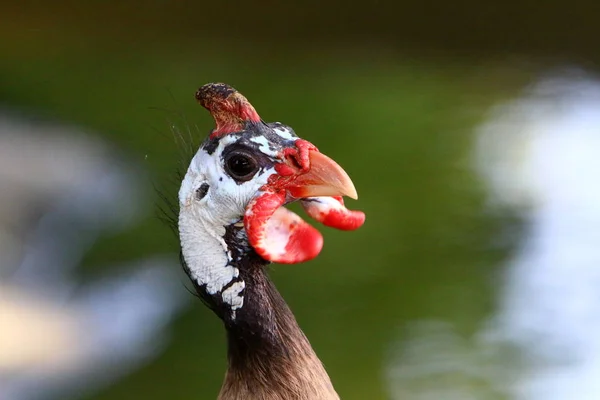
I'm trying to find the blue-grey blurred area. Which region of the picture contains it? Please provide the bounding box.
[1,2,599,399]
[0,115,188,400]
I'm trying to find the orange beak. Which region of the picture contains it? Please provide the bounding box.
[284,151,359,200]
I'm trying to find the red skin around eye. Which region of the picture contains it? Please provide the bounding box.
[273,163,296,177]
[281,139,318,171]
[275,139,318,178]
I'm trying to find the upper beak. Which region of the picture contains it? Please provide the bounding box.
[284,151,358,200]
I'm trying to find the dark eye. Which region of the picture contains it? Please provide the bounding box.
[225,152,259,181]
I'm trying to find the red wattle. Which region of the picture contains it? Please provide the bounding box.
[318,208,366,230]
[301,196,365,231]
[279,214,323,264]
[244,191,324,264]
[244,191,286,258]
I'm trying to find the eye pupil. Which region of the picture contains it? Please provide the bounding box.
[230,156,252,174]
[226,153,258,181]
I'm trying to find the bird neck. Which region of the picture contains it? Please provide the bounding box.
[179,215,339,399]
[220,264,339,400]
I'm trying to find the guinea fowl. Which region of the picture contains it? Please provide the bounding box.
[177,83,365,400]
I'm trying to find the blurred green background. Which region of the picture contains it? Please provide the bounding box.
[1,1,598,399]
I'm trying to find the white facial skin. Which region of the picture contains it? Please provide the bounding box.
[178,129,293,317]
[179,135,275,227]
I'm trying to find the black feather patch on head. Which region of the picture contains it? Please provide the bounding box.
[202,136,220,155]
[195,183,209,200]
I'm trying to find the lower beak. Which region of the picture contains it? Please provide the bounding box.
[284,151,359,200]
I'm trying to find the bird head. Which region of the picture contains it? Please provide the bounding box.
[178,83,364,318]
